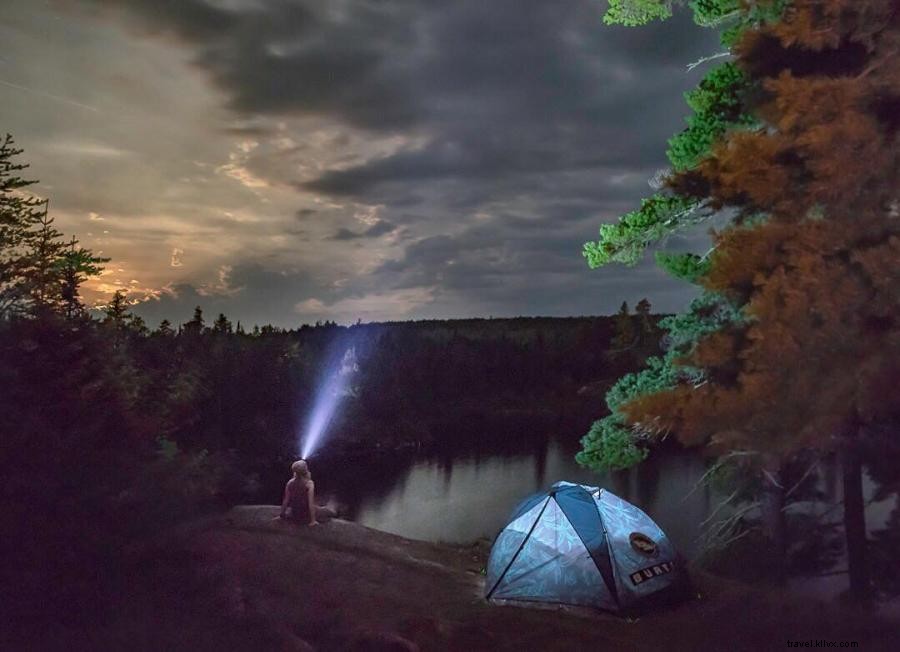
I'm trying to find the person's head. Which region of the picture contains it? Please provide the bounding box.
[291,459,311,480]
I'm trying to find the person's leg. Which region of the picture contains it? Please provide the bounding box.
[314,506,336,522]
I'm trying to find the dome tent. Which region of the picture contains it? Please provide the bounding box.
[485,481,685,613]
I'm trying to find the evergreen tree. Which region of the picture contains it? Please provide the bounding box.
[183,306,205,336]
[103,290,129,327]
[127,313,148,336]
[59,236,107,320]
[212,313,232,335]
[626,219,900,598]
[578,0,900,600]
[0,137,105,319]
[18,202,69,317]
[603,0,678,26]
[0,134,46,319]
[634,297,654,343]
[156,319,175,337]
[611,301,635,350]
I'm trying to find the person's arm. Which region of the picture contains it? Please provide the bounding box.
[307,480,318,526]
[278,480,292,518]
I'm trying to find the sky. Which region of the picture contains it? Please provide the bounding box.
[2,0,724,328]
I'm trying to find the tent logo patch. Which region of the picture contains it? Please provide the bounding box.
[629,532,657,556]
[630,561,674,585]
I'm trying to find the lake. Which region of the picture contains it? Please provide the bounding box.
[299,435,896,568]
[308,437,719,558]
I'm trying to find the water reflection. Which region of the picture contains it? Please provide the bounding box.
[341,439,715,558]
[297,440,898,605]
[297,438,897,568]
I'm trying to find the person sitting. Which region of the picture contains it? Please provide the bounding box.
[277,459,335,526]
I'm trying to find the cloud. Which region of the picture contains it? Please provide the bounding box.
[15,0,725,326]
[78,0,419,129]
[79,1,717,137]
[328,219,397,240]
[330,228,360,241]
[47,140,131,158]
[295,287,436,323]
[216,140,271,190]
[217,161,269,189]
[358,201,723,319]
[132,262,324,328]
[0,78,102,113]
[170,248,184,267]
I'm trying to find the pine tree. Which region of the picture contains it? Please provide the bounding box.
[59,236,107,320]
[0,134,46,318]
[634,297,654,344]
[626,218,900,598]
[127,313,148,336]
[183,306,205,336]
[156,319,175,337]
[612,301,635,350]
[0,136,105,320]
[19,201,69,317]
[579,0,900,599]
[212,313,232,335]
[603,0,678,27]
[103,290,129,327]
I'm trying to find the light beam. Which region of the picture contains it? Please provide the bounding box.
[299,335,362,459]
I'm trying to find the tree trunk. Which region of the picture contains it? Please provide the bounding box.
[841,425,870,603]
[760,463,787,584]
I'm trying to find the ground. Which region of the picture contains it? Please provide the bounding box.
[25,506,900,651]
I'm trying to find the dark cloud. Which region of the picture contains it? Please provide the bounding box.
[53,0,725,323]
[329,219,397,240]
[221,124,276,138]
[362,219,397,238]
[330,228,360,241]
[363,211,712,319]
[83,0,241,41]
[80,0,718,135]
[77,0,420,129]
[292,4,720,200]
[132,262,323,328]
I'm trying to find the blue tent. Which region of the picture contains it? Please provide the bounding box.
[485,481,684,612]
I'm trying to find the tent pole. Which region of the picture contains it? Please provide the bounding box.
[486,496,551,600]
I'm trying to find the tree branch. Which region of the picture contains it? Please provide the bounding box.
[783,461,819,501]
[686,51,733,72]
[682,451,758,502]
[699,488,740,529]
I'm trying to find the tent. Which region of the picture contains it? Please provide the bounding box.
[485,481,685,613]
